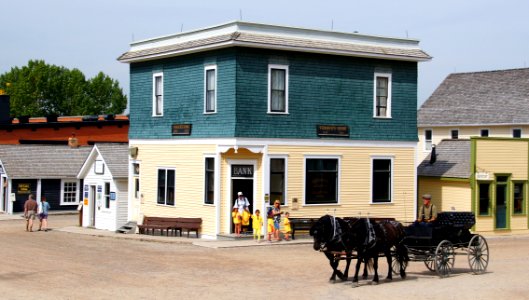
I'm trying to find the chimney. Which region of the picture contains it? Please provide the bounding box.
[429,144,437,164]
[0,95,10,124]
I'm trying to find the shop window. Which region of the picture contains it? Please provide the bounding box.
[104,182,110,209]
[305,158,338,204]
[372,158,392,203]
[513,182,525,214]
[157,168,175,206]
[478,182,491,216]
[270,158,285,205]
[61,180,79,205]
[204,157,214,205]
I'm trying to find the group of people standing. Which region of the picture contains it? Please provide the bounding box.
[23,194,50,232]
[232,192,291,242]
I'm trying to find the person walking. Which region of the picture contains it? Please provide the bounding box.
[38,196,51,232]
[23,194,38,232]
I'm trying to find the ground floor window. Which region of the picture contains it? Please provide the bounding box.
[478,182,491,216]
[104,182,110,209]
[372,158,392,203]
[157,168,175,206]
[305,158,338,204]
[204,157,214,205]
[270,158,285,205]
[513,182,525,214]
[61,180,79,205]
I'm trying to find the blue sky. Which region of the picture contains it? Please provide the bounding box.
[1,0,528,107]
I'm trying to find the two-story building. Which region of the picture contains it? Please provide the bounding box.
[119,21,431,239]
[417,68,529,234]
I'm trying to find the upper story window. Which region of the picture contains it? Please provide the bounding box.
[152,72,163,117]
[480,129,489,137]
[268,65,288,114]
[374,73,392,118]
[204,66,217,113]
[425,129,433,151]
[513,129,522,138]
[451,129,459,139]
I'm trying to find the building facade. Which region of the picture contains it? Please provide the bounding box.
[120,21,431,238]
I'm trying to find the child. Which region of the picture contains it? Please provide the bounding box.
[283,211,291,241]
[232,208,242,236]
[251,209,264,242]
[266,207,274,242]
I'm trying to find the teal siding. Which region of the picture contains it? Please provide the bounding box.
[129,48,418,141]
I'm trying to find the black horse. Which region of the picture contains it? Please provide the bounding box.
[347,218,408,286]
[310,215,369,282]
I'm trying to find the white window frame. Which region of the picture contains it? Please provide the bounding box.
[373,72,392,118]
[157,167,176,206]
[60,180,80,205]
[268,155,288,206]
[104,181,111,209]
[152,72,164,117]
[303,155,341,206]
[370,156,394,204]
[268,64,289,114]
[424,129,433,151]
[204,65,217,114]
[204,156,215,205]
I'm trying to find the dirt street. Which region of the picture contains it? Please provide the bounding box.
[1,215,528,300]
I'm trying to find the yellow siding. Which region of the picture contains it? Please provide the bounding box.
[418,177,471,216]
[476,139,528,180]
[133,143,217,236]
[268,145,416,222]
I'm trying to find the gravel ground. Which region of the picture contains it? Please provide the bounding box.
[1,215,528,300]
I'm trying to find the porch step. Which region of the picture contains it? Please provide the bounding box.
[116,221,137,234]
[217,232,260,241]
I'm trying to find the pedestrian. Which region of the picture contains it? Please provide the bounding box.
[23,194,38,232]
[232,208,242,236]
[272,200,283,241]
[267,207,274,242]
[283,211,291,241]
[233,191,250,215]
[251,209,263,242]
[38,196,51,232]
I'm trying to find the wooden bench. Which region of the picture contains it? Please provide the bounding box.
[137,216,181,236]
[176,218,202,238]
[289,217,319,240]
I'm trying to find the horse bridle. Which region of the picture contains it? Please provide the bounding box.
[318,216,346,252]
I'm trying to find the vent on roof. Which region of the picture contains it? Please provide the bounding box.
[429,145,437,164]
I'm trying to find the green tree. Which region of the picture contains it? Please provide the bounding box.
[0,60,127,117]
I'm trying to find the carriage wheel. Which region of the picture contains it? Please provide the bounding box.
[435,240,455,278]
[424,259,435,272]
[468,234,489,274]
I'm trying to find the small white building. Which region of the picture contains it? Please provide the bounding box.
[77,143,129,231]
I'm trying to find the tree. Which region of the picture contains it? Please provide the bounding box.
[0,60,127,117]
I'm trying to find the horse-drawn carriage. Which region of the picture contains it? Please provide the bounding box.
[396,211,489,278]
[310,212,489,286]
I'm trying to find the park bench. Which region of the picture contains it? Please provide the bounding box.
[137,216,180,236]
[289,217,319,240]
[176,218,202,238]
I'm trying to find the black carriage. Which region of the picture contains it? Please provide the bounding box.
[395,212,489,278]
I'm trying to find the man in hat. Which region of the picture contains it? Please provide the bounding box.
[417,193,438,223]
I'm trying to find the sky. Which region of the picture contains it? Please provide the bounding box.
[1,0,528,107]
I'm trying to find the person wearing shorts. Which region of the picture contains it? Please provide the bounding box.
[38,196,51,232]
[23,194,38,232]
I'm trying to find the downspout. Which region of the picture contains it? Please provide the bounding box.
[215,150,221,238]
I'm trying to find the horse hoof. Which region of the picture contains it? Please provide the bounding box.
[370,281,378,285]
[352,282,360,288]
[362,275,368,280]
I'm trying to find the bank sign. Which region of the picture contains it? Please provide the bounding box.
[232,165,253,178]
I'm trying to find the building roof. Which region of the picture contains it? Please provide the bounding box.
[0,144,91,179]
[417,139,471,179]
[94,143,129,178]
[118,21,431,63]
[418,68,529,127]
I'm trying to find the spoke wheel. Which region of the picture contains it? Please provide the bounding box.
[424,258,435,272]
[435,240,455,278]
[468,234,489,274]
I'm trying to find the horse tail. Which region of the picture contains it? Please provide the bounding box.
[364,256,374,272]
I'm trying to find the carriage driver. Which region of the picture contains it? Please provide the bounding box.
[417,194,438,223]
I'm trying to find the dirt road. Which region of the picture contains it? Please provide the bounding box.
[1,215,528,300]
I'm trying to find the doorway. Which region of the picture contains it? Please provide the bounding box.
[89,185,96,227]
[495,176,508,229]
[231,179,253,234]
